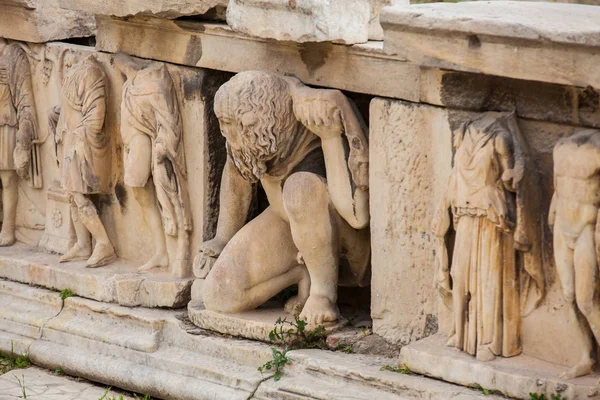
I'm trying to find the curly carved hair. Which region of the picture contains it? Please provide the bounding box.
[214,71,298,182]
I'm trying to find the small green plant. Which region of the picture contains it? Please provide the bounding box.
[268,309,327,350]
[0,341,31,374]
[14,373,26,399]
[258,346,290,382]
[54,366,64,375]
[60,288,75,300]
[258,307,327,381]
[380,363,413,375]
[359,326,372,337]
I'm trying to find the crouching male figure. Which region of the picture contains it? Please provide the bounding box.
[196,71,370,324]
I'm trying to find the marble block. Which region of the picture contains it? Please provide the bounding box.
[381,1,600,88]
[57,0,227,19]
[401,335,600,400]
[0,244,193,308]
[0,1,95,42]
[226,0,371,44]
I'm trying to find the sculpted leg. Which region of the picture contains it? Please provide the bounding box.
[283,172,340,324]
[0,171,17,246]
[133,184,169,272]
[59,202,92,262]
[554,226,595,379]
[203,207,304,313]
[72,193,116,268]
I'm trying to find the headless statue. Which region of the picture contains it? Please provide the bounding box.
[195,71,370,324]
[52,55,116,268]
[550,129,600,379]
[115,53,192,278]
[0,39,41,246]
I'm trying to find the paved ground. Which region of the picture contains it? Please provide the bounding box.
[0,367,135,399]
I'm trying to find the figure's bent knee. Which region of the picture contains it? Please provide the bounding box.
[283,172,329,220]
[203,261,248,313]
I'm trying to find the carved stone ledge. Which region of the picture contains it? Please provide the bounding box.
[57,0,227,19]
[94,16,421,102]
[401,335,599,400]
[381,1,600,89]
[188,301,348,342]
[0,279,496,399]
[0,244,193,308]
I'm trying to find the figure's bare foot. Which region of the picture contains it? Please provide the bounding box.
[299,294,339,325]
[284,295,308,315]
[59,243,92,263]
[137,253,169,273]
[171,258,191,279]
[86,243,116,268]
[476,345,496,362]
[560,359,594,380]
[0,230,15,247]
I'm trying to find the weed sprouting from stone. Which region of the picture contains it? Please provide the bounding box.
[60,288,75,300]
[258,307,327,381]
[14,373,26,399]
[380,363,413,375]
[0,341,31,374]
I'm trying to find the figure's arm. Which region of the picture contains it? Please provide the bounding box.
[200,157,254,256]
[496,130,516,192]
[292,88,369,229]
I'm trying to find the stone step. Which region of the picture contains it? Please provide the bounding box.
[0,278,498,399]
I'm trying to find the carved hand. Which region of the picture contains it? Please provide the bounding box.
[193,237,227,279]
[294,95,344,140]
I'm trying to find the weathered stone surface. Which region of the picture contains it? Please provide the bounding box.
[95,16,420,101]
[0,279,496,399]
[2,42,228,278]
[0,367,136,400]
[227,0,371,44]
[0,244,192,307]
[401,335,599,400]
[58,0,226,19]
[419,68,600,130]
[0,1,95,43]
[369,98,452,346]
[382,1,600,88]
[369,98,594,370]
[188,301,348,342]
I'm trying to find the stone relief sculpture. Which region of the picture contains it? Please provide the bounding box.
[194,71,370,324]
[433,112,545,361]
[115,53,193,278]
[0,38,42,246]
[49,54,116,268]
[550,129,600,379]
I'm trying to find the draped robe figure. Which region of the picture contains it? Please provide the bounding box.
[117,55,192,277]
[433,112,544,361]
[54,55,116,267]
[0,39,41,246]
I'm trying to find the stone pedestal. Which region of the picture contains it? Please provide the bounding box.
[0,244,193,308]
[188,301,348,342]
[401,335,600,399]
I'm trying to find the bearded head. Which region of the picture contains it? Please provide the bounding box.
[214,71,299,182]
